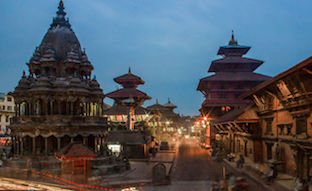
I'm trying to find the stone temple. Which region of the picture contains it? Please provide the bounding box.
[10,0,107,158]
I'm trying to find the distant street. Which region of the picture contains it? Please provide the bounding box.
[172,139,223,181]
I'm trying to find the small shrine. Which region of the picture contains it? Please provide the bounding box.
[55,143,97,183]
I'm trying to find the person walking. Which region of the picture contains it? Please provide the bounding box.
[236,154,245,168]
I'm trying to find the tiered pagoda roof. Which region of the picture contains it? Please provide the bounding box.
[197,32,271,117]
[105,68,151,103]
[147,99,179,121]
[103,104,148,115]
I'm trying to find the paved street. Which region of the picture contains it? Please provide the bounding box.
[172,139,223,181]
[142,139,266,191]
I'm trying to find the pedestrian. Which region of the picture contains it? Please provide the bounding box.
[228,173,236,191]
[236,154,244,168]
[26,158,32,179]
[295,178,303,191]
[266,167,274,183]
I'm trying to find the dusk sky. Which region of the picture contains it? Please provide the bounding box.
[1,0,312,116]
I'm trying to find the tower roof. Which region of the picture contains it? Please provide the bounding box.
[217,32,251,56]
[113,68,145,88]
[163,98,177,109]
[38,0,83,61]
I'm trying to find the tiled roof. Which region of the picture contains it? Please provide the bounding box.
[105,88,151,100]
[243,56,312,98]
[200,72,271,82]
[55,143,97,160]
[147,103,166,110]
[209,57,263,72]
[103,104,148,115]
[114,72,144,86]
[202,98,250,107]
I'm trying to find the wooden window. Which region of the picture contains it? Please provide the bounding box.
[267,144,273,160]
[286,124,293,135]
[296,117,307,135]
[265,118,273,135]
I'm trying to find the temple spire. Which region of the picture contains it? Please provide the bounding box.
[156,99,159,104]
[128,67,132,74]
[57,0,66,18]
[51,0,70,28]
[228,30,238,46]
[168,97,171,103]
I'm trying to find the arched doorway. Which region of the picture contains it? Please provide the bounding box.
[74,135,83,143]
[23,136,32,156]
[35,136,45,155]
[47,136,57,155]
[87,135,95,150]
[61,135,71,148]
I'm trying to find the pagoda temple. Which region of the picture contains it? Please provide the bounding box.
[147,99,180,139]
[197,32,271,120]
[10,0,107,158]
[105,68,151,130]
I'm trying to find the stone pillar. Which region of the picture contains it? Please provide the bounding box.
[58,100,61,115]
[70,102,74,115]
[71,137,74,143]
[50,101,53,115]
[43,100,48,115]
[57,137,61,151]
[96,103,99,116]
[15,104,18,116]
[32,137,36,155]
[66,102,70,115]
[89,102,91,116]
[20,137,23,156]
[94,137,97,152]
[44,137,48,156]
[25,103,29,115]
[16,137,20,155]
[18,104,21,116]
[83,137,87,145]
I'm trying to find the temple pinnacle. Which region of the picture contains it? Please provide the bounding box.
[57,0,66,17]
[128,67,132,74]
[228,30,238,46]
